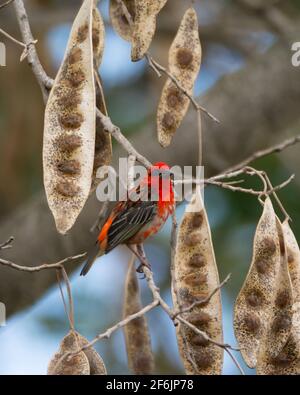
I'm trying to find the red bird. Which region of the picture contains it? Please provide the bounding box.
[81,162,175,276]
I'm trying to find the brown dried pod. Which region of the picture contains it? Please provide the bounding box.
[110,0,135,41]
[48,330,107,375]
[257,220,300,375]
[43,0,95,234]
[157,8,202,147]
[91,5,112,192]
[131,0,167,61]
[91,73,112,191]
[93,4,105,68]
[234,197,282,368]
[123,258,154,375]
[47,330,90,375]
[172,190,223,375]
[76,332,107,375]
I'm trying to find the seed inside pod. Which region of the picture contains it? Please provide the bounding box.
[184,272,207,287]
[57,92,81,109]
[176,48,194,69]
[188,311,211,327]
[59,113,83,129]
[287,251,294,264]
[66,69,86,88]
[77,23,89,43]
[56,135,82,152]
[194,350,213,369]
[56,180,80,197]
[68,47,82,64]
[57,160,81,175]
[166,88,183,108]
[275,290,290,309]
[192,212,203,228]
[188,253,206,268]
[246,289,264,308]
[184,233,201,246]
[92,27,100,50]
[270,353,293,368]
[243,313,261,334]
[260,237,277,256]
[272,313,291,333]
[255,258,270,274]
[162,112,176,131]
[191,334,209,347]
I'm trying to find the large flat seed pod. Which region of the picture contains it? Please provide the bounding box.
[131,0,167,61]
[123,259,154,375]
[76,332,107,375]
[43,0,95,234]
[257,221,300,374]
[91,77,112,191]
[234,197,282,368]
[48,330,90,375]
[172,191,223,375]
[110,0,135,41]
[157,8,201,148]
[93,5,105,68]
[92,6,112,191]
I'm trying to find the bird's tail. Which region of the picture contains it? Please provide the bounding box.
[80,242,104,276]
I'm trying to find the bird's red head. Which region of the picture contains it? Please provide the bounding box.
[146,162,174,205]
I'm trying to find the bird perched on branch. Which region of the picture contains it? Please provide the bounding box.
[81,162,175,276]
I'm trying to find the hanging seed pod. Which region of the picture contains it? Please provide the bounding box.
[48,331,106,375]
[234,197,282,368]
[92,4,105,68]
[92,5,112,191]
[43,0,95,234]
[110,0,135,41]
[257,220,300,375]
[157,8,201,148]
[48,330,90,375]
[123,258,154,375]
[172,190,223,375]
[76,332,107,375]
[131,0,168,61]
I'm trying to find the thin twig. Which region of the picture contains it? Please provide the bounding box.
[174,274,231,317]
[0,236,14,250]
[0,253,86,272]
[13,0,53,100]
[0,0,14,10]
[223,134,300,174]
[96,108,151,168]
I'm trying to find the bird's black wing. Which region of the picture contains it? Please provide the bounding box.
[106,200,158,252]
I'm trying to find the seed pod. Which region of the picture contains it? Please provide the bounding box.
[257,220,300,375]
[172,191,223,375]
[131,0,167,61]
[110,0,135,41]
[157,8,201,148]
[47,330,90,375]
[234,197,282,368]
[93,4,105,68]
[76,333,107,375]
[123,258,154,375]
[43,0,95,234]
[48,330,107,375]
[92,5,112,191]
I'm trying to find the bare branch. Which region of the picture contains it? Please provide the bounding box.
[0,0,14,10]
